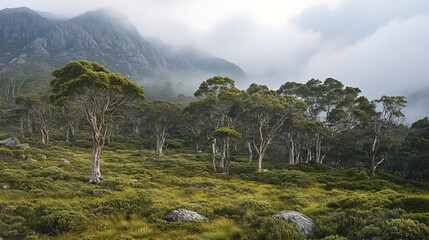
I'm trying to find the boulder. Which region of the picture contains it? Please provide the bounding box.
[272,210,314,237]
[0,137,30,149]
[46,166,63,171]
[165,209,208,223]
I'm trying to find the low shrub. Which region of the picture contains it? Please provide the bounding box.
[321,235,348,240]
[89,191,153,218]
[384,219,429,240]
[254,217,304,240]
[213,205,243,219]
[35,210,88,235]
[253,170,313,187]
[325,179,398,191]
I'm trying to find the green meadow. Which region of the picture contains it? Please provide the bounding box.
[1,138,428,239]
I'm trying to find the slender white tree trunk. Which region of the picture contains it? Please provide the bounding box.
[89,139,103,183]
[246,141,253,163]
[212,138,217,171]
[220,140,226,171]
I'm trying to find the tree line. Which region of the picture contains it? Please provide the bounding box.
[1,61,428,183]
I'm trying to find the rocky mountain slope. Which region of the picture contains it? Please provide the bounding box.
[0,7,245,100]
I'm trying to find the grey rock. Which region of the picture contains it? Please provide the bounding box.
[165,209,208,223]
[0,137,20,145]
[61,158,70,164]
[2,185,9,189]
[29,158,38,162]
[0,137,30,149]
[46,166,62,171]
[272,210,314,237]
[262,169,269,172]
[18,143,30,149]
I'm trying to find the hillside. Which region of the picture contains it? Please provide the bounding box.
[0,138,428,239]
[0,7,245,101]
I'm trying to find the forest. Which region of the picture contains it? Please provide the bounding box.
[0,60,428,239]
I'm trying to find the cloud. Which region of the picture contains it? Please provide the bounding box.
[1,0,429,113]
[301,15,429,98]
[293,0,429,45]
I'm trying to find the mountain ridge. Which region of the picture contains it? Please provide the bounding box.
[0,7,245,100]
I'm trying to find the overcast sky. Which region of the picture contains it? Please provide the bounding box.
[1,0,429,104]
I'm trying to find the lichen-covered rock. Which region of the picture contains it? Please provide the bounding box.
[165,209,207,223]
[0,137,30,149]
[272,210,314,237]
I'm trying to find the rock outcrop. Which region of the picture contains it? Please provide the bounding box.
[164,209,208,223]
[0,137,30,149]
[272,210,314,237]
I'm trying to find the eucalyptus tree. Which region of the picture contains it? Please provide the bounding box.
[193,76,241,169]
[183,99,210,152]
[240,84,305,172]
[369,96,407,176]
[15,94,57,144]
[278,78,362,163]
[278,80,326,163]
[352,95,407,176]
[59,104,83,142]
[50,60,145,183]
[403,117,429,181]
[213,127,242,174]
[143,100,183,157]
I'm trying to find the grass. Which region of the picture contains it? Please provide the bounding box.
[0,141,429,239]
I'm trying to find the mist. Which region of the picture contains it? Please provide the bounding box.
[1,0,429,121]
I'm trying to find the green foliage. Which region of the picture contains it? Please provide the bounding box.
[0,147,13,161]
[255,217,304,240]
[384,219,429,240]
[51,60,145,104]
[253,170,314,187]
[326,179,398,191]
[321,235,348,240]
[89,192,153,218]
[213,127,242,139]
[35,210,88,235]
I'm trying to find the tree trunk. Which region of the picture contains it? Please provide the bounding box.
[41,129,47,144]
[246,141,253,163]
[89,140,103,183]
[45,130,49,145]
[66,125,70,142]
[370,135,378,177]
[257,152,264,172]
[155,135,164,157]
[306,147,312,162]
[287,133,295,164]
[295,145,301,164]
[256,123,264,172]
[220,139,226,171]
[315,134,321,163]
[224,137,230,175]
[212,138,217,171]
